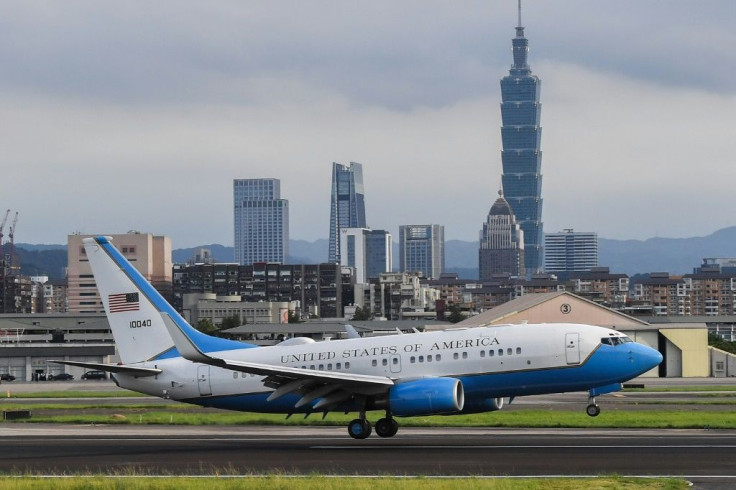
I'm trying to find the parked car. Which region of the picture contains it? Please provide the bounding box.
[50,373,74,381]
[81,370,107,380]
[0,373,16,381]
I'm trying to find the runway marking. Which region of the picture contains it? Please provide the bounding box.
[312,444,736,449]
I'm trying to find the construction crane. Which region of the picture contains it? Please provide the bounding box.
[7,211,18,274]
[0,209,9,258]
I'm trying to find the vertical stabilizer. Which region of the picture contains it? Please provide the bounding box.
[84,236,253,364]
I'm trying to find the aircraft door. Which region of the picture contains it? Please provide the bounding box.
[565,333,581,364]
[197,365,212,396]
[389,354,402,374]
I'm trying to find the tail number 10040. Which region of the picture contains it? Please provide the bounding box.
[130,319,152,328]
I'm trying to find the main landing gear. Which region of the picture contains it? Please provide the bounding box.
[586,395,600,417]
[347,411,399,439]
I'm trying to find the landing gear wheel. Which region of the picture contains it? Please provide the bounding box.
[375,417,399,438]
[586,404,600,417]
[347,418,372,439]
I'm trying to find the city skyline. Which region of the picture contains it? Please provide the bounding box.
[1,1,735,248]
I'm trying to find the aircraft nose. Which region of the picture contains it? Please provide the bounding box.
[639,344,663,370]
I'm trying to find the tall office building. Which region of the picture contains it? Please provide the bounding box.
[67,232,172,313]
[479,191,525,280]
[340,228,392,283]
[234,179,289,265]
[500,2,544,274]
[399,224,445,279]
[328,162,366,263]
[544,229,598,280]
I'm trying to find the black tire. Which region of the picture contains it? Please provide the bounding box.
[586,404,600,417]
[375,418,399,438]
[347,418,372,439]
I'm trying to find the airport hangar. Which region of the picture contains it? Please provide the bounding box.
[0,291,717,380]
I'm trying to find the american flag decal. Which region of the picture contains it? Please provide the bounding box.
[108,292,140,313]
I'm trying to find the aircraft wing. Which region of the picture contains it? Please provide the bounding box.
[49,360,162,377]
[162,314,394,410]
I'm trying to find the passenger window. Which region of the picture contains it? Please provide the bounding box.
[319,364,324,370]
[480,351,486,358]
[453,353,459,360]
[393,357,398,365]
[345,362,350,369]
[507,348,512,356]
[410,356,416,363]
[310,365,315,370]
[327,364,333,370]
[489,350,494,357]
[419,355,424,362]
[242,372,246,378]
[436,354,441,361]
[382,359,388,366]
[427,355,433,362]
[462,352,468,359]
[372,360,377,367]
[498,349,503,356]
[516,347,521,354]
[233,372,238,379]
[336,363,341,369]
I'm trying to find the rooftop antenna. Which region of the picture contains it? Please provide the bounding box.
[518,0,522,29]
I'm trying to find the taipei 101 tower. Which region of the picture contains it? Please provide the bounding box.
[500,0,543,274]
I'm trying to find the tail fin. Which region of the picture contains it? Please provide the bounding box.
[84,236,253,364]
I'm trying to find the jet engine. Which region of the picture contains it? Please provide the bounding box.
[460,396,505,414]
[388,377,464,417]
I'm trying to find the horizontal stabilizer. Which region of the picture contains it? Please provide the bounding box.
[50,360,162,377]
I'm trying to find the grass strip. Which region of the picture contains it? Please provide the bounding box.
[0,390,145,399]
[11,409,736,429]
[0,476,689,489]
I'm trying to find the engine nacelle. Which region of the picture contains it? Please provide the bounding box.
[460,396,505,414]
[389,377,464,417]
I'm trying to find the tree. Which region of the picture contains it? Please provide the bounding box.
[220,314,242,331]
[287,310,302,323]
[196,318,217,335]
[351,306,372,321]
[446,304,465,324]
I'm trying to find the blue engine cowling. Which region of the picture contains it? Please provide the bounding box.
[460,396,504,414]
[389,377,465,417]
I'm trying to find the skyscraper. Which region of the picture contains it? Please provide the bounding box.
[328,162,366,263]
[399,224,445,279]
[339,228,392,283]
[479,191,525,280]
[234,178,289,265]
[544,229,598,280]
[500,2,543,274]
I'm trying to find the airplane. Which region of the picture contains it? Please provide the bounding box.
[54,236,663,439]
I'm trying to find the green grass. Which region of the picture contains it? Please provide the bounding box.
[0,476,689,490]
[11,408,736,429]
[1,390,146,399]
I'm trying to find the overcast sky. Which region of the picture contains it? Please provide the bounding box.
[2,1,735,249]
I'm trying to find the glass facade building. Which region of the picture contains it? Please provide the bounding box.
[399,224,445,280]
[233,179,289,265]
[500,14,543,274]
[328,162,366,263]
[544,230,598,280]
[339,228,392,284]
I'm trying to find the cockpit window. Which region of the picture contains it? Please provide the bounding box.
[601,336,633,346]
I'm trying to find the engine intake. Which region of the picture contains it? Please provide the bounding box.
[389,377,464,417]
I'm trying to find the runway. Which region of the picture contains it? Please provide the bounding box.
[1,424,734,487]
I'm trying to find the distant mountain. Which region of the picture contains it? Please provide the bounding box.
[598,226,736,275]
[16,247,67,279]
[12,226,736,279]
[171,244,235,264]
